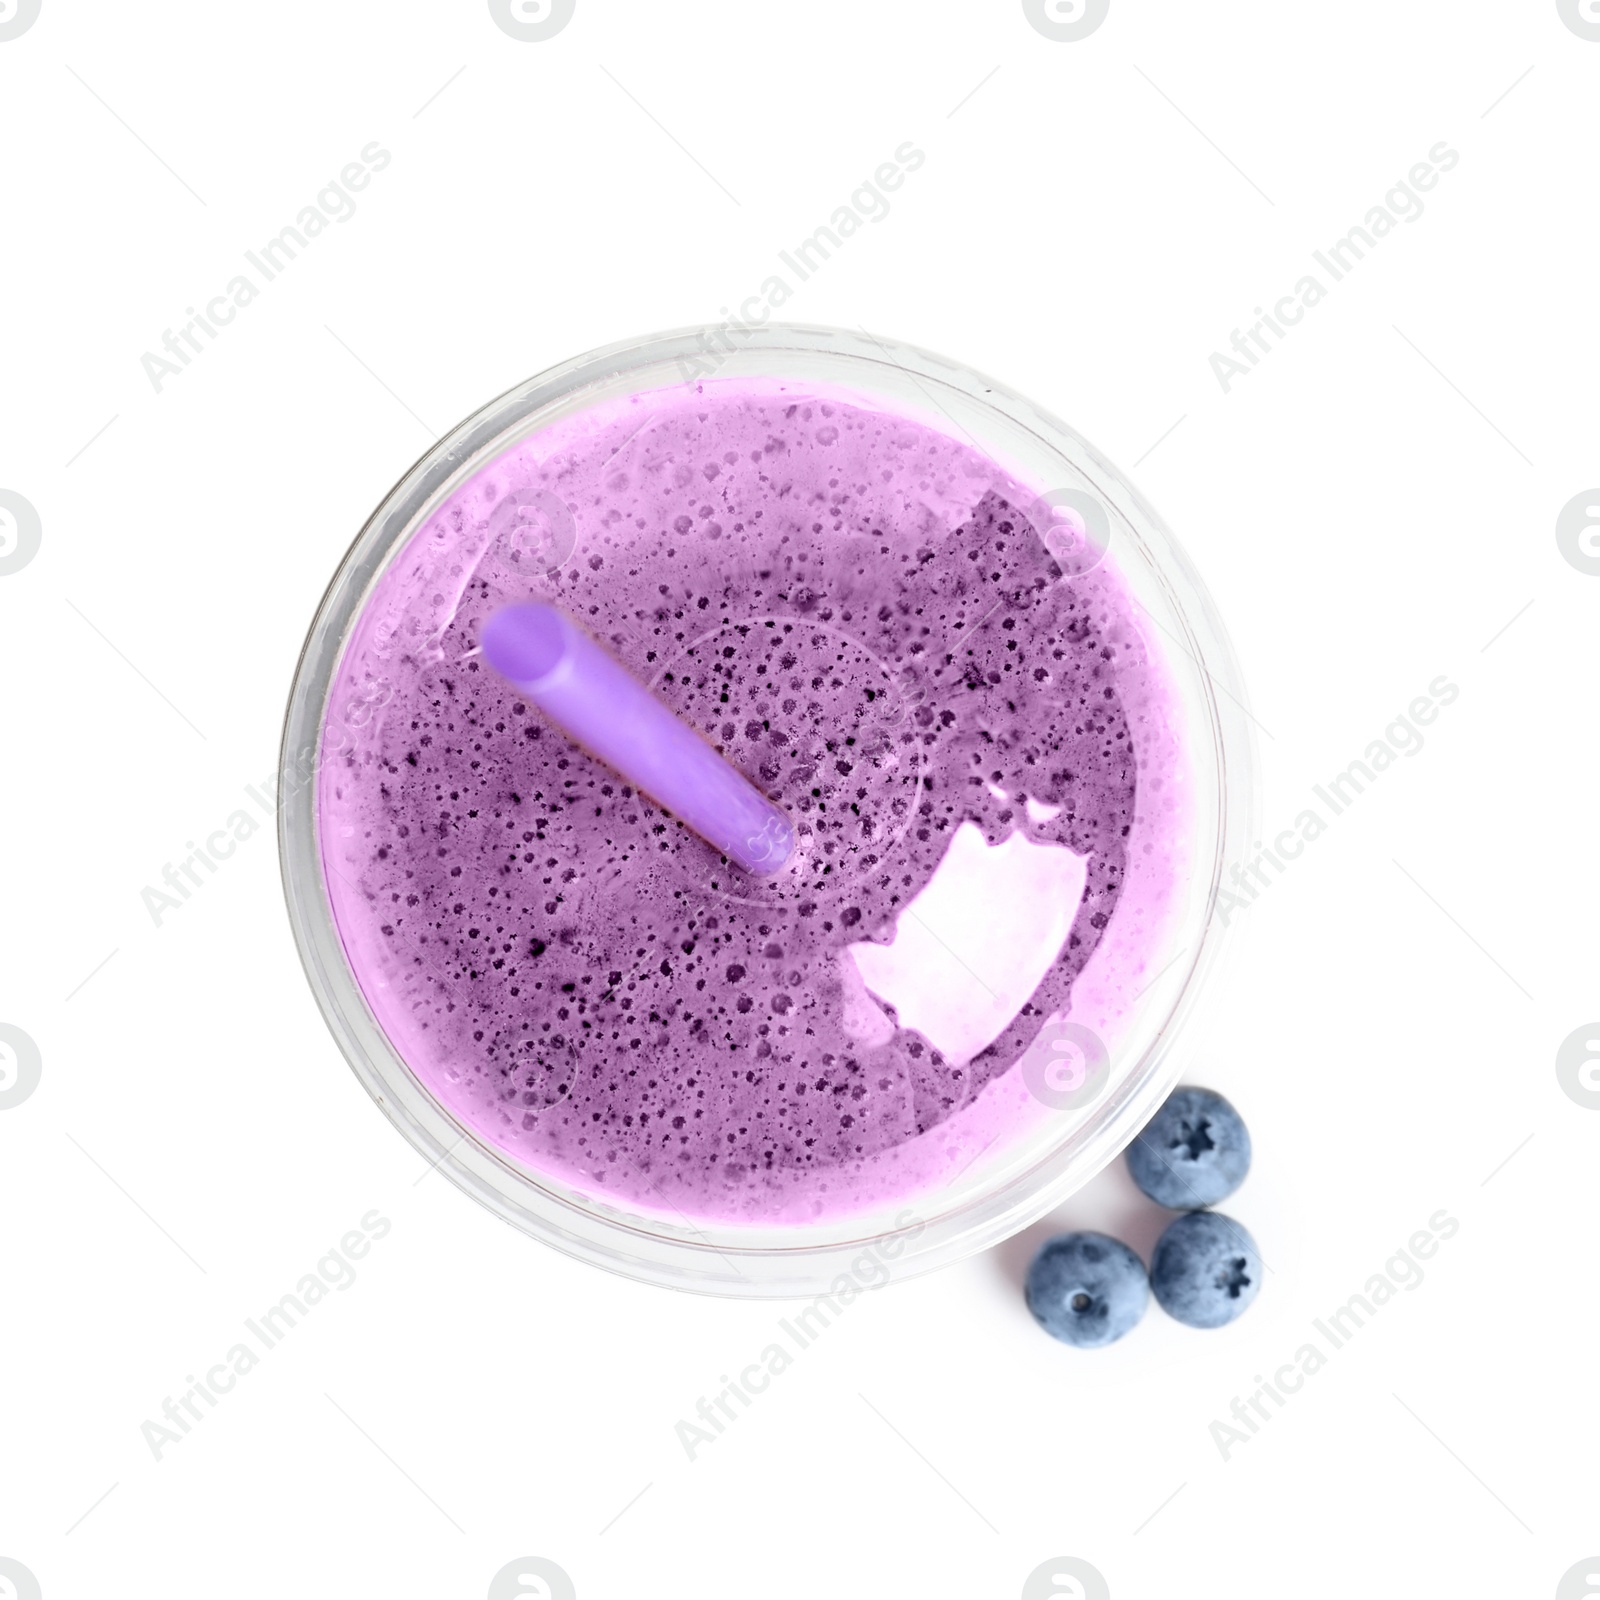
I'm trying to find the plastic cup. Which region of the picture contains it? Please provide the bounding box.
[279,324,1256,1298]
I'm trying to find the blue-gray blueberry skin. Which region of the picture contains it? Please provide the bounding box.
[1149,1211,1261,1329]
[1125,1087,1251,1209]
[1025,1231,1149,1348]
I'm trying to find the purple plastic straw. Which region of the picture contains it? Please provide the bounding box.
[480,602,795,876]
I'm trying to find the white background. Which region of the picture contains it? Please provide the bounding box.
[2,2,1597,1596]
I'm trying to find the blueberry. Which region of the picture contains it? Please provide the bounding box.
[1025,1231,1149,1348]
[1149,1211,1261,1328]
[1126,1086,1251,1208]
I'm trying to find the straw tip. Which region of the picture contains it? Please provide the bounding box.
[739,811,797,876]
[482,602,566,686]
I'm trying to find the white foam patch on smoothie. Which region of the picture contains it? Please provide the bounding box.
[846,821,1088,1067]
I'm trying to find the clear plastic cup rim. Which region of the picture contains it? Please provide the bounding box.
[278,323,1258,1299]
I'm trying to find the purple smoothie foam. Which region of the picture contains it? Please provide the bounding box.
[317,376,1189,1224]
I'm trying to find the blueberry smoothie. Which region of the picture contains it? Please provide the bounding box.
[317,376,1188,1224]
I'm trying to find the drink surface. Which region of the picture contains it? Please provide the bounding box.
[318,376,1189,1224]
